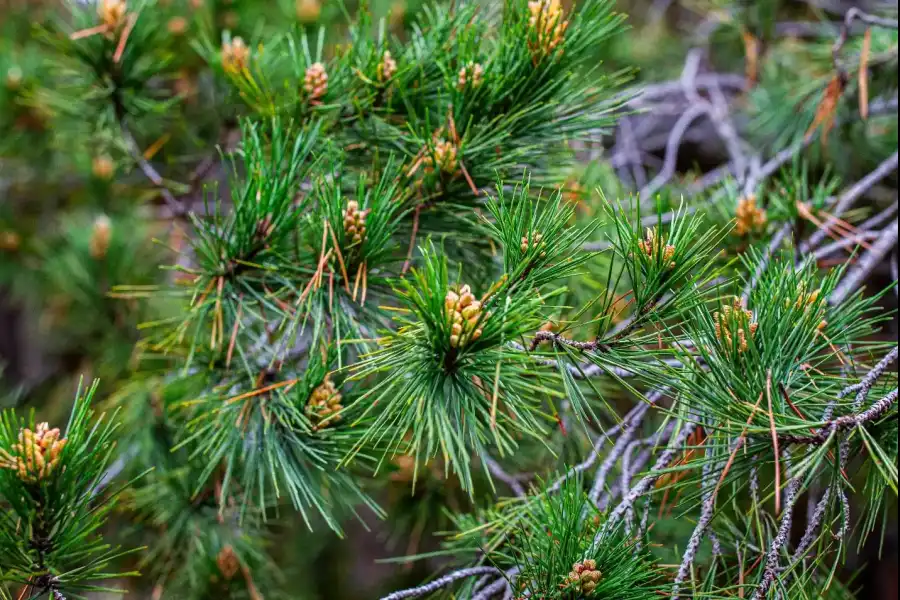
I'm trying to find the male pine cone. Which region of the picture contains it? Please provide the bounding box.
[445,284,486,349]
[0,422,67,483]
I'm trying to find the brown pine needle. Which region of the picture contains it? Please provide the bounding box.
[805,76,843,144]
[143,132,171,160]
[113,13,139,64]
[352,261,363,302]
[766,371,782,515]
[70,24,110,40]
[796,202,872,251]
[361,261,368,305]
[225,378,298,405]
[859,28,871,120]
[326,222,351,293]
[742,29,760,88]
[714,392,764,503]
[460,160,479,196]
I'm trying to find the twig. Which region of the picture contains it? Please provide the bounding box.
[379,567,501,600]
[751,469,803,600]
[595,422,698,547]
[118,120,187,217]
[483,455,526,498]
[800,151,899,253]
[829,220,899,305]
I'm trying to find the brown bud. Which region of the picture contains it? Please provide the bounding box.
[92,155,115,180]
[295,0,321,23]
[89,215,113,259]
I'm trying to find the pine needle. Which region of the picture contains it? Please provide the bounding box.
[326,222,352,293]
[859,28,871,120]
[766,371,781,515]
[113,13,138,64]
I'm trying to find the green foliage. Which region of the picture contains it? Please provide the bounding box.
[0,380,141,599]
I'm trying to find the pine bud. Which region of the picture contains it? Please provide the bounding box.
[295,0,321,23]
[734,194,767,236]
[527,0,568,58]
[377,51,398,82]
[216,545,240,580]
[562,559,602,595]
[92,154,115,180]
[713,297,757,354]
[445,283,487,349]
[167,16,189,36]
[423,137,458,175]
[520,231,546,256]
[637,227,675,269]
[0,422,67,483]
[98,0,128,32]
[456,62,484,91]
[342,200,370,245]
[304,62,329,103]
[221,37,250,73]
[89,214,113,259]
[306,377,344,430]
[0,231,21,252]
[5,66,22,91]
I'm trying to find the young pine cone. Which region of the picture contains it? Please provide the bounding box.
[790,281,822,311]
[734,194,767,236]
[304,62,329,103]
[295,0,321,23]
[445,284,486,349]
[527,0,568,57]
[563,559,602,595]
[342,201,370,245]
[221,37,250,73]
[637,227,676,269]
[423,139,458,175]
[456,62,484,90]
[216,545,240,581]
[377,51,398,82]
[89,214,113,259]
[713,297,758,354]
[306,377,343,429]
[520,231,546,256]
[98,0,127,33]
[0,422,67,483]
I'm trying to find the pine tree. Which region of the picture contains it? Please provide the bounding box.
[0,1,896,599]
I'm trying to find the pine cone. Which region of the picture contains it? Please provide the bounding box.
[221,37,250,73]
[562,558,602,595]
[457,62,484,90]
[295,0,321,23]
[98,0,127,33]
[216,545,240,581]
[445,284,486,349]
[92,155,115,180]
[734,194,767,236]
[0,422,67,483]
[342,200,370,245]
[637,227,676,269]
[713,297,758,354]
[424,138,458,175]
[89,214,113,259]
[306,377,343,429]
[304,62,329,103]
[520,231,546,256]
[527,0,568,58]
[377,51,398,82]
